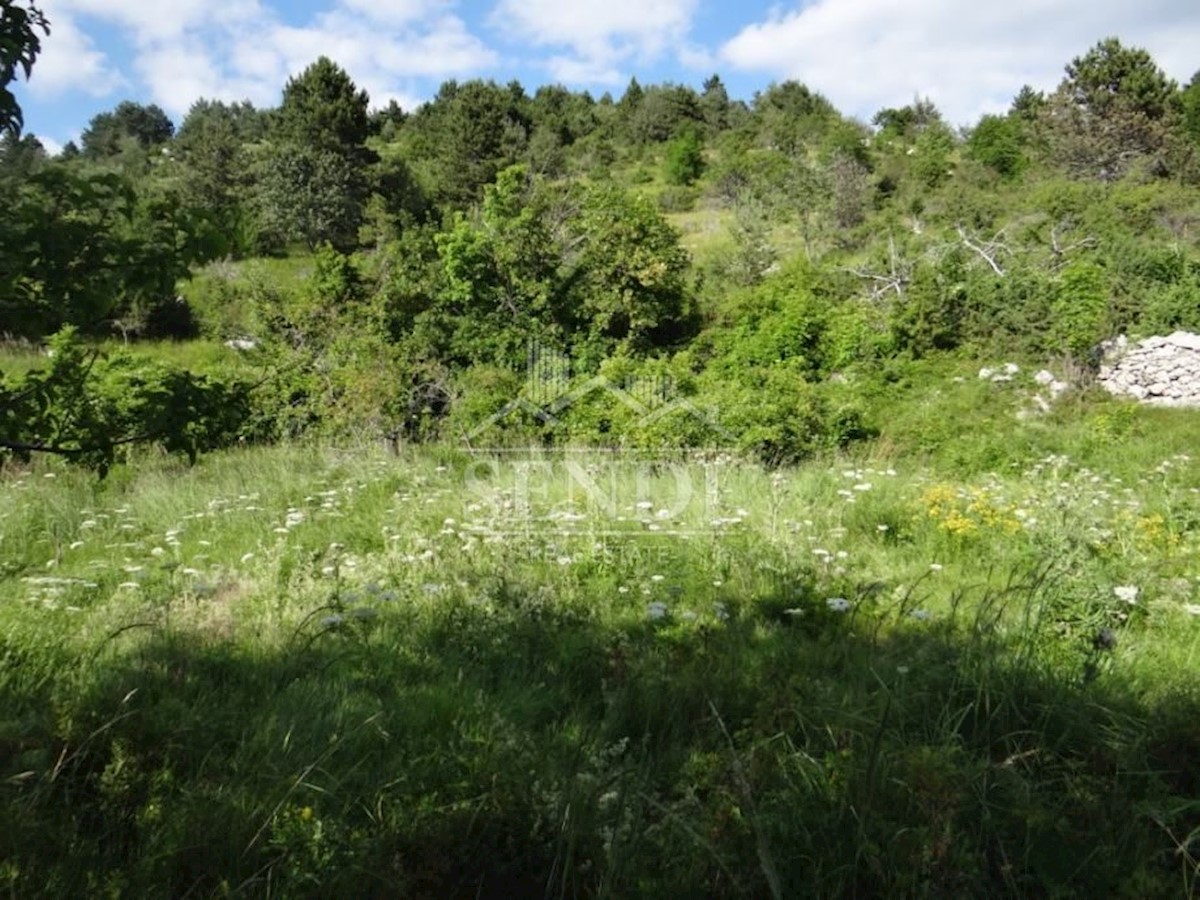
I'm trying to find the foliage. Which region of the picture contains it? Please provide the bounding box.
[1050,260,1110,359]
[276,56,371,158]
[966,114,1026,178]
[1044,37,1179,180]
[0,328,253,474]
[664,128,704,186]
[255,143,364,252]
[0,0,46,136]
[81,101,175,158]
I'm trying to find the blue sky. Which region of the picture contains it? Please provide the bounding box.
[13,0,1200,153]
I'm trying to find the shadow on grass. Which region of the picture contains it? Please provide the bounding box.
[2,578,1200,898]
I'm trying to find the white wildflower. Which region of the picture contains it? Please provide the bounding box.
[1113,585,1139,604]
[826,597,852,613]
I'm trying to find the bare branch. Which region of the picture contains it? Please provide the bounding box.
[956,224,1007,276]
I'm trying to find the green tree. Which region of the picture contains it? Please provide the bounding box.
[1182,71,1200,144]
[664,128,704,185]
[81,101,175,158]
[967,114,1026,178]
[700,74,731,133]
[276,56,371,156]
[569,184,693,351]
[630,84,701,143]
[1046,38,1178,179]
[432,79,528,207]
[256,143,363,251]
[1010,85,1046,121]
[0,0,47,137]
[176,100,256,257]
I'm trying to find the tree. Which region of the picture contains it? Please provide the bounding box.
[630,84,701,143]
[568,184,692,351]
[277,56,371,157]
[1183,71,1200,144]
[1010,85,1046,121]
[0,0,48,137]
[1045,38,1178,180]
[176,101,256,257]
[268,60,375,249]
[967,114,1026,178]
[0,128,44,180]
[0,164,202,338]
[256,143,363,251]
[178,98,269,145]
[664,128,704,185]
[81,101,175,158]
[1063,37,1176,122]
[700,74,730,133]
[433,80,528,207]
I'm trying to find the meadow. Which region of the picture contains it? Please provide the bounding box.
[3,370,1200,898]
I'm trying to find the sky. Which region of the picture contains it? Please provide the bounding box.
[12,0,1200,154]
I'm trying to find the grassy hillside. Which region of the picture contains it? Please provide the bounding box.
[3,382,1200,896]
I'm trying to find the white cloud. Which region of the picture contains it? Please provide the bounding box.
[37,135,64,156]
[34,0,496,120]
[492,0,698,85]
[720,0,1200,125]
[25,6,123,97]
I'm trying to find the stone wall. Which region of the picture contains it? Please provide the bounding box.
[1099,332,1200,407]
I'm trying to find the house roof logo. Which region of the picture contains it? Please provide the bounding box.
[465,342,736,447]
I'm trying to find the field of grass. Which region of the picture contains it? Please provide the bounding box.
[3,380,1200,897]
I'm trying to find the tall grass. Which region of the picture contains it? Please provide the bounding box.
[1,423,1199,895]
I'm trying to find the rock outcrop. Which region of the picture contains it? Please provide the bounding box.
[1099,332,1200,407]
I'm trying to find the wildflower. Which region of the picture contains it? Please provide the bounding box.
[896,666,910,675]
[877,525,889,533]
[713,602,730,621]
[1113,585,1139,605]
[650,574,665,583]
[826,597,852,613]
[1184,604,1200,617]
[784,608,805,616]
[182,567,201,576]
[646,601,668,620]
[910,609,931,621]
[117,582,140,590]
[618,586,630,594]
[929,563,943,572]
[69,541,85,550]
[556,556,572,566]
[681,610,698,622]
[150,547,166,557]
[240,552,255,564]
[320,614,345,628]
[321,566,336,576]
